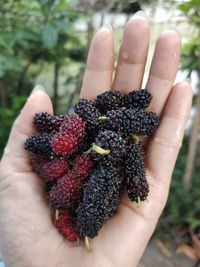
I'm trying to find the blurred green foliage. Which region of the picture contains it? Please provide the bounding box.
[163,136,200,229]
[179,0,200,76]
[0,0,87,157]
[0,0,86,99]
[0,95,26,154]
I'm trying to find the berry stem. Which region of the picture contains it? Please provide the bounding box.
[136,197,141,209]
[131,134,140,143]
[92,144,110,155]
[83,148,91,154]
[55,209,59,220]
[85,236,92,251]
[98,116,107,121]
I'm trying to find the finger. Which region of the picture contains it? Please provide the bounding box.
[113,14,150,94]
[146,31,181,116]
[1,85,53,175]
[146,82,192,189]
[80,28,114,100]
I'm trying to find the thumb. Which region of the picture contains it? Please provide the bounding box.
[0,85,53,177]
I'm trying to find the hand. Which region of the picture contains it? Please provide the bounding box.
[0,14,192,267]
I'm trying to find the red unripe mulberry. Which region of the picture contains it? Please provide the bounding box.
[60,115,85,141]
[51,133,78,156]
[53,210,78,242]
[49,155,93,209]
[30,155,69,181]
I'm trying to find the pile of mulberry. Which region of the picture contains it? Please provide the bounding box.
[24,88,159,249]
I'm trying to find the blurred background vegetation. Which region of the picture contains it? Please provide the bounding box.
[0,0,200,256]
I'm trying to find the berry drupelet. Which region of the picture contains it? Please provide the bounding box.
[51,114,86,157]
[49,155,93,210]
[60,115,85,141]
[95,91,123,113]
[73,154,93,177]
[74,98,102,135]
[30,155,69,181]
[24,133,52,155]
[76,166,122,238]
[51,133,78,156]
[122,89,152,110]
[124,142,145,178]
[125,142,149,203]
[75,98,96,112]
[91,130,126,164]
[104,107,159,136]
[126,176,149,203]
[33,112,67,133]
[49,171,82,210]
[53,210,78,242]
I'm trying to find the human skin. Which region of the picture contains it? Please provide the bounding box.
[0,13,193,267]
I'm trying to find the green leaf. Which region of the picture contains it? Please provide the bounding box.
[42,23,58,48]
[55,19,68,33]
[178,2,193,13]
[178,0,200,13]
[0,55,23,77]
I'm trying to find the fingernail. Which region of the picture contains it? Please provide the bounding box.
[99,24,113,32]
[133,10,148,19]
[163,28,180,34]
[185,78,191,83]
[31,84,46,96]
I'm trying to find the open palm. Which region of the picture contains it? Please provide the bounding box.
[0,14,192,267]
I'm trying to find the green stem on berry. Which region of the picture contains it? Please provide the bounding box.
[136,197,141,209]
[50,154,55,160]
[131,134,140,143]
[98,116,107,121]
[55,209,59,220]
[83,148,92,154]
[85,236,92,251]
[92,144,110,155]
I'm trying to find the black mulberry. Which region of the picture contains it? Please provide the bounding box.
[75,98,102,136]
[91,130,126,164]
[95,91,123,113]
[125,142,149,203]
[33,112,67,133]
[76,166,122,238]
[124,142,145,178]
[25,133,52,155]
[104,108,159,136]
[127,176,149,203]
[122,89,152,110]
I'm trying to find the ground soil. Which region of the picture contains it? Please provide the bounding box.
[138,237,199,267]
